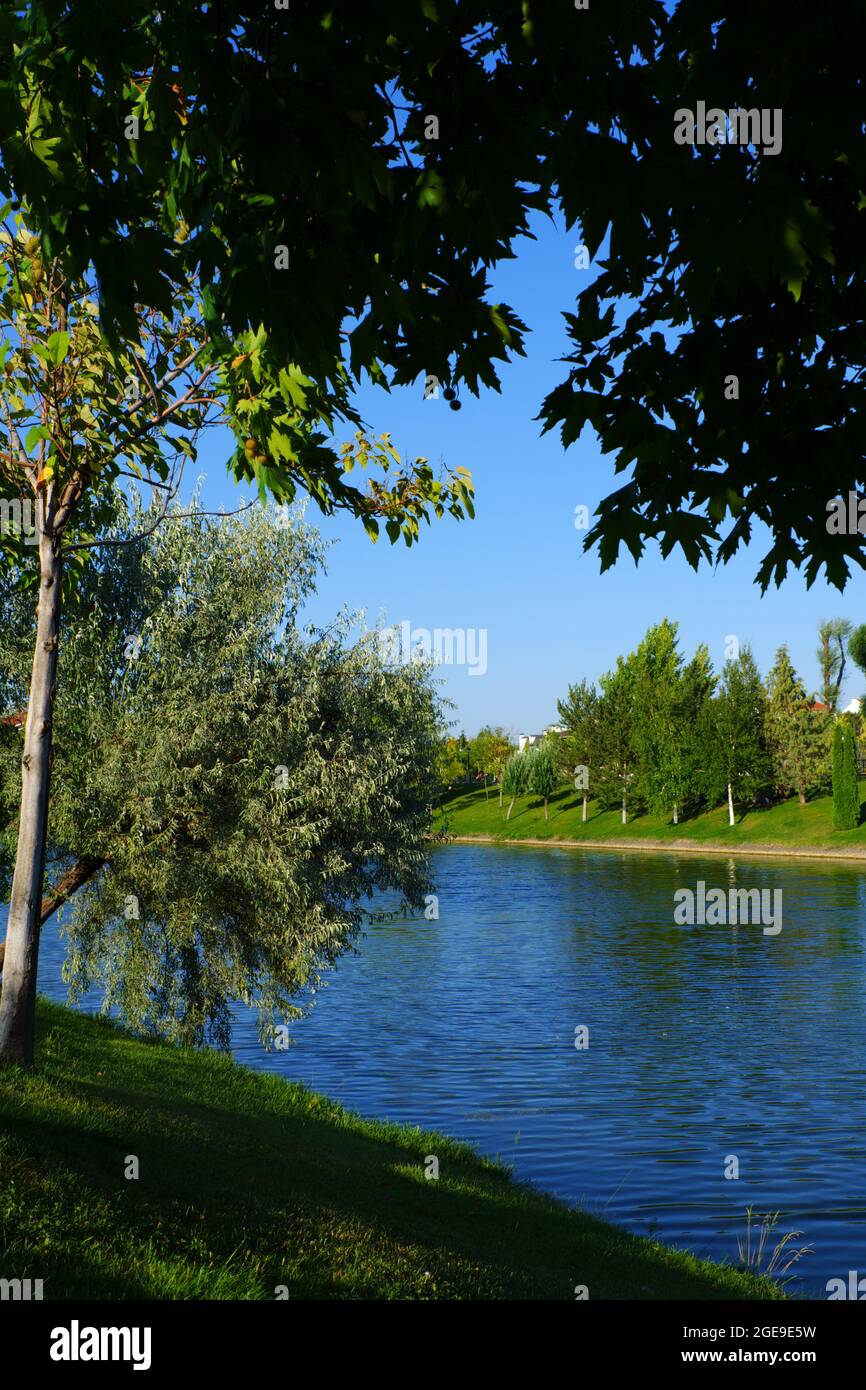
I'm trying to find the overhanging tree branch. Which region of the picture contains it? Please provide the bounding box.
[0,853,106,974]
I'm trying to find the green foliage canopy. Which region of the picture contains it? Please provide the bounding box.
[0,500,443,1046]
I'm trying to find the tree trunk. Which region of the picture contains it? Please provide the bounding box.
[582,794,587,822]
[673,802,679,825]
[0,511,62,1065]
[0,855,105,978]
[506,796,516,820]
[727,781,735,827]
[499,784,503,809]
[544,796,549,822]
[798,788,807,806]
[621,792,627,825]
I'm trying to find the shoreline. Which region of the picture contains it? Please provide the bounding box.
[2,1000,783,1302]
[448,832,866,864]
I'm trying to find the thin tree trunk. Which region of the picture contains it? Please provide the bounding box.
[499,784,503,809]
[798,789,806,806]
[621,792,627,825]
[673,802,679,825]
[0,855,105,977]
[544,796,549,822]
[727,781,735,826]
[507,796,515,820]
[582,794,587,822]
[0,506,62,1065]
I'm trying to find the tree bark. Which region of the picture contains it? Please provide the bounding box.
[727,781,735,826]
[0,508,62,1064]
[582,794,587,822]
[673,802,679,825]
[544,796,549,822]
[621,792,627,825]
[506,796,515,820]
[798,789,807,806]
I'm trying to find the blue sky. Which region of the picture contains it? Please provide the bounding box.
[193,211,865,738]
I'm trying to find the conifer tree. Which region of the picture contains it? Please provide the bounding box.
[832,719,860,830]
[766,645,826,806]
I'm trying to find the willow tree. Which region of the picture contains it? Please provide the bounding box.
[0,221,469,1063]
[1,499,442,1045]
[501,751,531,822]
[528,742,558,822]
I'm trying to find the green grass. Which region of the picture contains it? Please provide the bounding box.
[0,1000,784,1300]
[438,780,866,855]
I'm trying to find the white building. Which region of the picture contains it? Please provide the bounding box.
[518,724,568,753]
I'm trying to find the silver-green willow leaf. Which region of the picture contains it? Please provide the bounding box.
[0,496,445,1048]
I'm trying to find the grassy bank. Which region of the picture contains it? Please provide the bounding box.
[438,781,866,858]
[0,1000,783,1300]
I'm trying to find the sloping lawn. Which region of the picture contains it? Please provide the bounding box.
[438,781,866,855]
[0,1000,783,1300]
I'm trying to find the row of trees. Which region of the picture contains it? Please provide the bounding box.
[440,616,866,829]
[552,620,859,828]
[436,727,515,801]
[501,743,559,822]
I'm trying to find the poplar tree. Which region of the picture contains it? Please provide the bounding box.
[677,644,716,816]
[632,619,687,824]
[595,654,638,825]
[832,719,860,831]
[557,678,599,822]
[703,647,772,826]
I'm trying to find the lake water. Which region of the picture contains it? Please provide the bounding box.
[13,841,866,1296]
